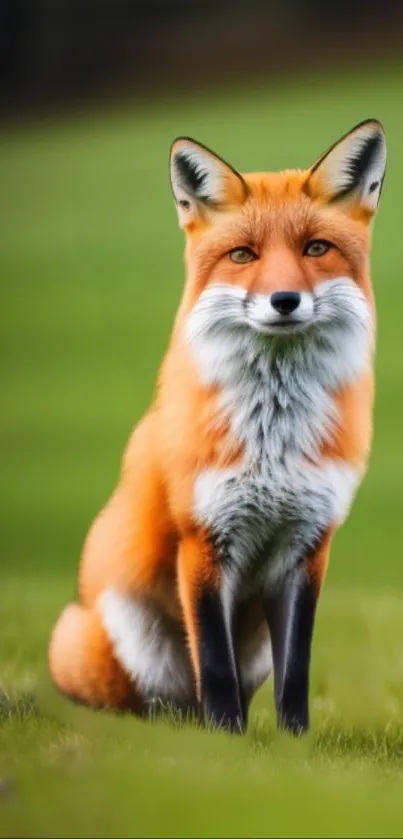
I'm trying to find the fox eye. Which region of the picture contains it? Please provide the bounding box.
[303,239,333,257]
[229,246,257,264]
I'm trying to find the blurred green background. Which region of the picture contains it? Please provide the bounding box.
[2,3,403,836]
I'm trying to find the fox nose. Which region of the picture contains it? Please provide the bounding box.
[271,291,301,316]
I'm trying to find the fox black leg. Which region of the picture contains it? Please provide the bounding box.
[197,587,246,733]
[264,560,319,736]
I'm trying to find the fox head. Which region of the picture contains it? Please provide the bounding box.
[169,120,386,387]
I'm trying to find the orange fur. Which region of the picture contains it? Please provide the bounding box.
[49,603,139,710]
[177,532,220,698]
[305,530,335,596]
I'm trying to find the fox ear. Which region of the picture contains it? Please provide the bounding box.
[307,120,387,218]
[170,137,248,229]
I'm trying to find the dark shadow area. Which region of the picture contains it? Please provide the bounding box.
[0,0,402,121]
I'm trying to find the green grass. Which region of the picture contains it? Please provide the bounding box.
[2,62,403,836]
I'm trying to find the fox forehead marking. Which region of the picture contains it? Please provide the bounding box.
[190,191,367,268]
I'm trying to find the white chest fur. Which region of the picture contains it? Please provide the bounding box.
[187,279,373,593]
[194,458,358,592]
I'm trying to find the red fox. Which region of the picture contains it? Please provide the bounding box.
[49,120,386,735]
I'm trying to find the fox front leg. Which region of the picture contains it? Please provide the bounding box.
[178,534,245,733]
[264,533,332,735]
